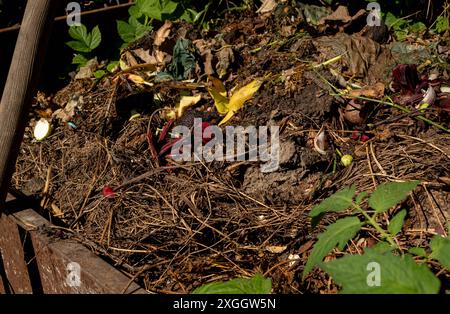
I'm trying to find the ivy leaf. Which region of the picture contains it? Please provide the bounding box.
[310,186,356,218]
[192,274,271,294]
[303,217,362,279]
[321,248,440,293]
[430,235,450,269]
[368,181,419,213]
[388,209,407,236]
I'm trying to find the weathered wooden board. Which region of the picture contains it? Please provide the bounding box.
[0,213,33,293]
[11,209,146,294]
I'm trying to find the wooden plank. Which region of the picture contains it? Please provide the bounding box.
[12,209,146,294]
[0,0,57,205]
[0,214,33,293]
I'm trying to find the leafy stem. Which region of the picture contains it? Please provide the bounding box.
[353,202,398,248]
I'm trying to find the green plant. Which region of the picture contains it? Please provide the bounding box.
[192,273,272,294]
[66,24,102,67]
[384,12,426,41]
[304,180,450,293]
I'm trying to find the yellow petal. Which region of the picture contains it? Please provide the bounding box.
[228,79,261,112]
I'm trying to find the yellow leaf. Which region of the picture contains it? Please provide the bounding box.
[229,80,261,111]
[218,80,262,125]
[208,76,229,114]
[218,110,235,126]
[177,95,202,118]
[127,74,153,86]
[208,88,229,114]
[208,76,227,96]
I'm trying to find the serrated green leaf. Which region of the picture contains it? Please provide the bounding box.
[117,20,137,43]
[68,24,88,41]
[310,186,356,218]
[368,181,419,213]
[66,40,91,53]
[117,18,150,44]
[67,24,101,53]
[128,0,146,18]
[322,248,440,293]
[388,209,407,236]
[303,217,362,279]
[430,235,450,269]
[408,247,427,257]
[192,273,271,294]
[89,25,102,50]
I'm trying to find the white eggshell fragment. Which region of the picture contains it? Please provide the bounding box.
[33,119,51,141]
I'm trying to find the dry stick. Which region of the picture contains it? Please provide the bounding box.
[0,0,57,207]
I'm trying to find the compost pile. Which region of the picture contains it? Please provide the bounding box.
[13,3,450,293]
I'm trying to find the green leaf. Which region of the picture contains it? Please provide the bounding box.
[310,186,356,218]
[388,209,407,236]
[303,217,362,279]
[117,20,137,43]
[89,25,102,50]
[321,248,440,293]
[408,247,427,257]
[192,274,271,294]
[68,24,88,41]
[433,16,449,34]
[72,54,88,66]
[355,191,368,205]
[128,0,146,18]
[430,235,450,269]
[67,24,101,53]
[117,18,150,43]
[384,12,398,29]
[66,40,91,53]
[371,241,395,253]
[409,22,426,33]
[94,70,106,79]
[107,61,119,73]
[368,181,419,213]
